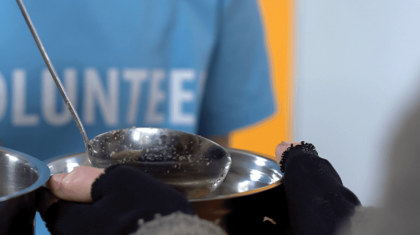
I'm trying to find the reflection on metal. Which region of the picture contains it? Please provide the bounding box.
[255,158,266,166]
[86,128,232,199]
[237,181,250,193]
[0,146,50,234]
[66,162,79,172]
[5,154,19,162]
[249,169,263,182]
[132,130,140,141]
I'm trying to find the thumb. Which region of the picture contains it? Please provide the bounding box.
[275,141,291,165]
[275,141,302,165]
[47,166,104,203]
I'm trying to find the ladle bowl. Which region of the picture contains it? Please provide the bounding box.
[87,128,231,199]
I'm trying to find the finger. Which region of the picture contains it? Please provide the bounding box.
[275,141,304,165]
[47,166,104,202]
[275,141,291,164]
[46,173,67,199]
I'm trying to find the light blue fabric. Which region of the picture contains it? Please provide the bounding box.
[0,1,274,233]
[35,213,49,235]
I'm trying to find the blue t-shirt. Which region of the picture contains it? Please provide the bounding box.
[0,0,274,161]
[1,0,274,231]
[0,0,274,159]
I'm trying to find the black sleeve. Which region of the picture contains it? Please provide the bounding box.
[43,164,194,235]
[281,142,361,235]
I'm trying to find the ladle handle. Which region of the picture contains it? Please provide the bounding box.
[16,0,90,151]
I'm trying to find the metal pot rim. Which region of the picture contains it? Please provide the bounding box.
[44,147,282,202]
[0,147,51,202]
[189,148,282,202]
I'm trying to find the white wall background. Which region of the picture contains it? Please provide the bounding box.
[295,0,420,205]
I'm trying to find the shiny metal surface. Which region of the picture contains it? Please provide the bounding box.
[189,149,282,232]
[52,128,232,199]
[0,147,50,234]
[191,148,282,201]
[45,148,282,230]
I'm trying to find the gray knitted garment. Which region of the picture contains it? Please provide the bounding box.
[131,212,226,235]
[340,94,420,234]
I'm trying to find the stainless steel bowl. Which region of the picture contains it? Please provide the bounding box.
[86,128,231,199]
[0,147,50,234]
[45,148,282,231]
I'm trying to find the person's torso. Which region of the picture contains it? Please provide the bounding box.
[0,0,219,160]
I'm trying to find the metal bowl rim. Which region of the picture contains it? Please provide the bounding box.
[0,146,51,202]
[190,147,282,202]
[44,148,282,202]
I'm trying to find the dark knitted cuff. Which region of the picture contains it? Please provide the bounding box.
[90,163,120,201]
[90,164,194,219]
[279,141,318,173]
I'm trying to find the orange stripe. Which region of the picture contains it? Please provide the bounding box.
[230,0,294,159]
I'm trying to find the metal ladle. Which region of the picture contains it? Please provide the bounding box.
[16,0,231,198]
[16,0,89,150]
